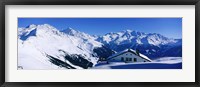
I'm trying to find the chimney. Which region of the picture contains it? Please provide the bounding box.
[136,49,140,56]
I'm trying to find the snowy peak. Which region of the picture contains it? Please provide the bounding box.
[61,27,96,40]
[19,24,57,33]
[61,27,79,35]
[97,29,179,46]
[35,24,58,32]
[124,29,133,32]
[121,29,135,34]
[145,33,178,46]
[26,24,37,28]
[18,24,61,41]
[24,24,56,31]
[121,29,146,36]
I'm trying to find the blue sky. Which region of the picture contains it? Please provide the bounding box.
[18,18,182,39]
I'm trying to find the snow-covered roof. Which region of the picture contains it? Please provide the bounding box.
[108,49,132,59]
[139,52,152,62]
[108,49,152,62]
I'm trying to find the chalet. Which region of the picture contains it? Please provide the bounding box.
[107,49,152,63]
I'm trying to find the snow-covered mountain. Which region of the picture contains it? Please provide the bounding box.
[96,30,182,59]
[18,24,108,69]
[97,29,179,46]
[61,27,96,40]
[18,24,182,69]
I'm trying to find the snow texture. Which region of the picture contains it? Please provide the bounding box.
[18,24,102,69]
[93,57,182,69]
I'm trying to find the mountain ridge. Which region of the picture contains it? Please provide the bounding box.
[18,24,182,69]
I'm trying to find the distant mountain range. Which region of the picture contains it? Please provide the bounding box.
[18,24,182,69]
[96,29,182,58]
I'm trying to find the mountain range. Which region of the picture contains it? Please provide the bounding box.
[18,24,182,69]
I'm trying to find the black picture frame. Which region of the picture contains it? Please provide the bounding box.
[0,0,200,87]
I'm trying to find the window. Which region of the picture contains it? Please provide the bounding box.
[129,58,132,61]
[121,57,124,61]
[134,58,137,62]
[126,58,129,61]
[144,61,146,62]
[130,54,132,56]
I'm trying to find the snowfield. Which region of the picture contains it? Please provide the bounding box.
[93,57,182,69]
[18,24,102,69]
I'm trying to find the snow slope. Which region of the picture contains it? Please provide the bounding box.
[93,57,182,69]
[18,24,103,69]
